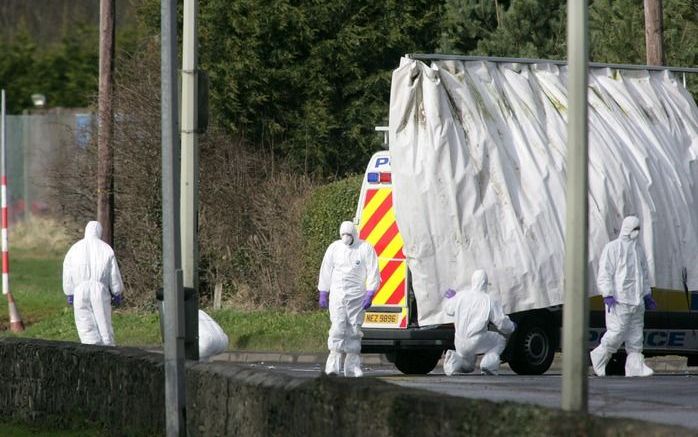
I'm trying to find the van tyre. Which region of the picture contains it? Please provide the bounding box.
[394,349,442,375]
[507,319,556,375]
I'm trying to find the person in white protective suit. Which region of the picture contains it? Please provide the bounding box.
[590,216,657,377]
[443,270,516,376]
[63,221,124,346]
[318,221,380,377]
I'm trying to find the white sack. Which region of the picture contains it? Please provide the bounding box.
[389,58,698,326]
[198,310,229,360]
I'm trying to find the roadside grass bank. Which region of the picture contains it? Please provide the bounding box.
[0,420,103,436]
[0,221,329,352]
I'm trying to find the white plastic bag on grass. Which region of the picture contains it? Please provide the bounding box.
[198,310,229,360]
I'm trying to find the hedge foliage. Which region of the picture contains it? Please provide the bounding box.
[298,175,363,299]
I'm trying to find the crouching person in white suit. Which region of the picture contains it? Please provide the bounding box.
[443,270,516,376]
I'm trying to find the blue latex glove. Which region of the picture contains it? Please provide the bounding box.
[362,290,376,310]
[603,296,617,313]
[644,295,657,310]
[319,290,329,309]
[112,294,123,306]
[444,288,456,299]
[67,295,74,306]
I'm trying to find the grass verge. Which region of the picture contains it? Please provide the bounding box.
[0,242,329,352]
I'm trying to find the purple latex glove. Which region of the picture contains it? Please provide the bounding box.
[112,294,123,306]
[319,290,329,309]
[67,295,74,306]
[603,296,617,313]
[444,288,456,299]
[362,290,376,310]
[644,295,657,310]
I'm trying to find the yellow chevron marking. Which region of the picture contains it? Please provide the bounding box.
[380,232,404,259]
[366,211,394,246]
[359,189,391,229]
[374,261,406,304]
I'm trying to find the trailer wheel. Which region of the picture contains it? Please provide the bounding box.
[507,319,556,375]
[394,350,442,375]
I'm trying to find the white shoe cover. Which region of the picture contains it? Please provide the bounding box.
[625,352,654,377]
[590,347,611,377]
[325,351,343,375]
[344,353,363,377]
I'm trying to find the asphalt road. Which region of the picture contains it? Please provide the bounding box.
[239,361,698,430]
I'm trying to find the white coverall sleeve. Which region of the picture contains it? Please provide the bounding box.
[596,244,616,297]
[489,300,515,335]
[364,245,381,291]
[109,255,124,296]
[62,250,74,296]
[317,245,334,291]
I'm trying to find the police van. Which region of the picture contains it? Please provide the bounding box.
[357,147,698,375]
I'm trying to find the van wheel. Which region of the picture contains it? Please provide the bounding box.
[507,319,556,375]
[394,350,442,375]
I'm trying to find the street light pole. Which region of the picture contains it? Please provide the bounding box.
[562,0,590,413]
[181,0,200,361]
[161,0,186,434]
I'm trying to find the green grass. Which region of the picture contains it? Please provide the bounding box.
[0,420,103,436]
[0,247,329,352]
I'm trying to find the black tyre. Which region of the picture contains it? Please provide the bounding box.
[507,319,556,375]
[394,349,442,375]
[605,352,626,376]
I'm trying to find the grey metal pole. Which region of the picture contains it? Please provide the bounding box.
[161,0,186,434]
[181,0,200,361]
[562,0,590,413]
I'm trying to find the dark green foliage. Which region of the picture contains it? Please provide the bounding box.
[139,0,442,177]
[298,175,363,299]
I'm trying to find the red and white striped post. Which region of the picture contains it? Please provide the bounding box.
[1,89,24,332]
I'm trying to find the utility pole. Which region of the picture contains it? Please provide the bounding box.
[181,0,200,361]
[162,0,186,434]
[97,0,115,246]
[562,0,589,413]
[644,0,664,65]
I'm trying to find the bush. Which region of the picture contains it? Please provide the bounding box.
[297,175,363,304]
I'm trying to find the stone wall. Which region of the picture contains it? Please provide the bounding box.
[0,338,694,436]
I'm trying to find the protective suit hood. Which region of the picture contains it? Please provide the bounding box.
[339,221,358,239]
[619,216,640,239]
[85,221,103,239]
[470,270,488,293]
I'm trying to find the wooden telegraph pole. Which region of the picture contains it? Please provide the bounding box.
[98,0,115,246]
[644,0,664,65]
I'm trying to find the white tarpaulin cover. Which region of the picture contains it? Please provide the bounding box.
[389,57,698,326]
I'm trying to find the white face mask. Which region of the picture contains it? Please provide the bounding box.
[341,234,354,246]
[629,229,640,240]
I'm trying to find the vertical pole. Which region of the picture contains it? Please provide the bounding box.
[643,0,664,66]
[562,0,589,413]
[162,0,186,435]
[21,110,30,222]
[97,0,115,246]
[1,90,24,332]
[181,0,200,360]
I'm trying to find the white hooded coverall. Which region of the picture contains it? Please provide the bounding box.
[590,216,653,377]
[63,221,123,346]
[318,221,380,376]
[444,270,515,375]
